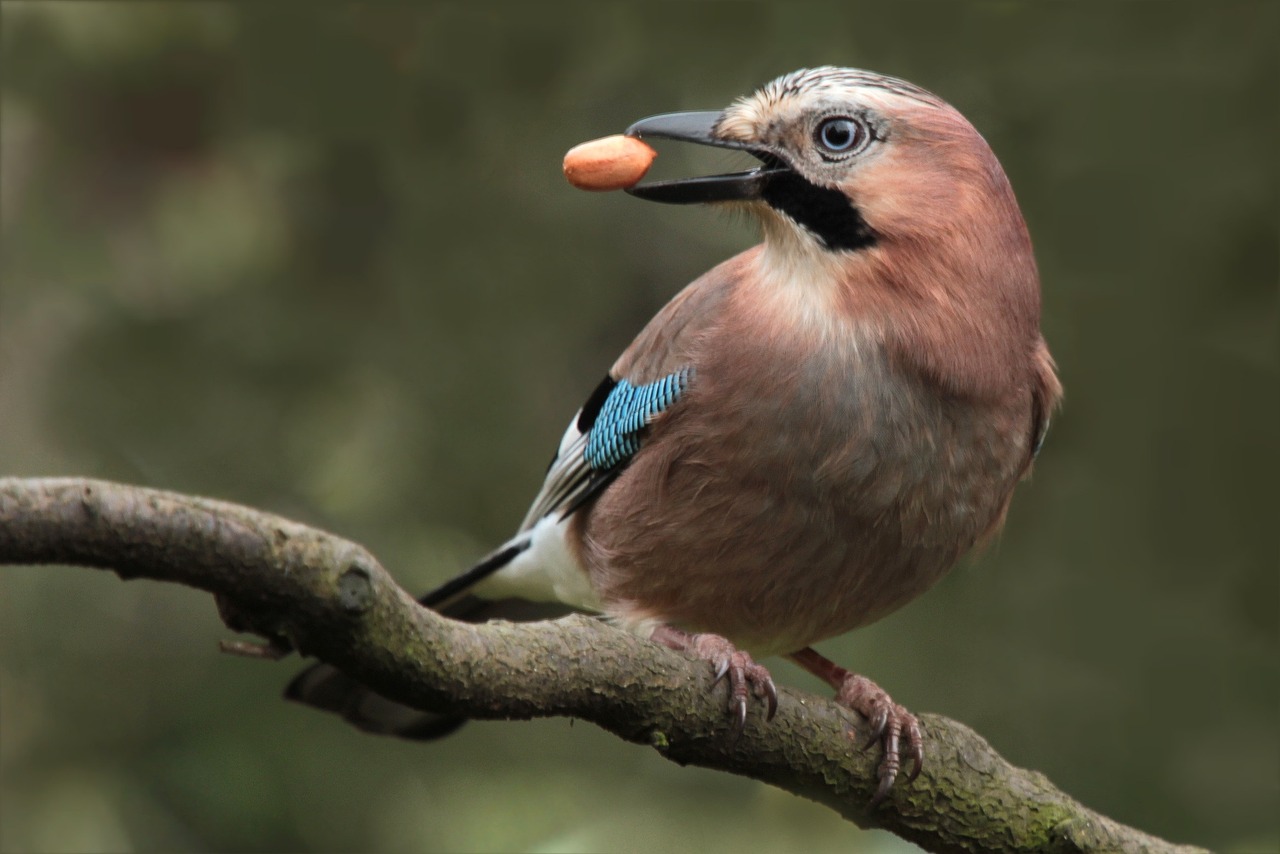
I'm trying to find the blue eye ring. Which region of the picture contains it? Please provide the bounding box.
[815,117,867,155]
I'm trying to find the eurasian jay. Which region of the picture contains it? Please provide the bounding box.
[288,66,1062,803]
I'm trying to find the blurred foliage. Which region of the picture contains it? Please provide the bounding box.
[1,2,1276,852]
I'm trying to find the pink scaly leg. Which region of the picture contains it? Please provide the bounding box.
[790,647,923,806]
[651,625,778,731]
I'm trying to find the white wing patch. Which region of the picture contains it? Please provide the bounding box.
[473,513,602,612]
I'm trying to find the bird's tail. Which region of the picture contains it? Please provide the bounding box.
[284,541,570,739]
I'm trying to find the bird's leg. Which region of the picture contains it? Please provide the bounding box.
[650,625,778,731]
[789,647,923,806]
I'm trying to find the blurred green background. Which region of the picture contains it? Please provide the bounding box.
[1,3,1275,852]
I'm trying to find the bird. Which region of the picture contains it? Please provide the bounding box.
[286,66,1062,804]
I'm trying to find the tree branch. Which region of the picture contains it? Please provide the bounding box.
[0,477,1202,854]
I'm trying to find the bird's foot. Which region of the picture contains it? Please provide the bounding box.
[790,647,922,806]
[651,626,778,732]
[835,673,923,805]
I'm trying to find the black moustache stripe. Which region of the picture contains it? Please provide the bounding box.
[761,172,877,252]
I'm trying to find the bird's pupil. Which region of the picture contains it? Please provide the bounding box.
[820,119,858,152]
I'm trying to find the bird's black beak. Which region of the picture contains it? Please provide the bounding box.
[623,111,787,204]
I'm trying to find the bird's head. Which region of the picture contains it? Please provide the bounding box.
[627,66,1031,273]
[626,67,1044,399]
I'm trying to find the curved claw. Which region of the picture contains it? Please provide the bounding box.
[905,720,924,783]
[906,750,924,784]
[862,706,889,749]
[869,770,896,808]
[761,679,779,721]
[713,658,730,684]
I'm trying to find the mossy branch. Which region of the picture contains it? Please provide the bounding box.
[0,477,1202,854]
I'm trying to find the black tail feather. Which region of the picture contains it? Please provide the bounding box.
[419,540,530,608]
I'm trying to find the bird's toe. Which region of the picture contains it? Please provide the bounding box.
[835,673,922,806]
[651,627,778,731]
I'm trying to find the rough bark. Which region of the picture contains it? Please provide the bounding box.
[0,477,1204,854]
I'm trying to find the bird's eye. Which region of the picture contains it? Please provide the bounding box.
[815,117,866,156]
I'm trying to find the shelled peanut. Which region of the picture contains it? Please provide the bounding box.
[562,135,657,191]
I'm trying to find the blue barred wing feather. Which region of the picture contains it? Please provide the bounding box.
[518,369,691,530]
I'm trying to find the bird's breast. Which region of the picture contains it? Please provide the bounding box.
[581,281,1031,655]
